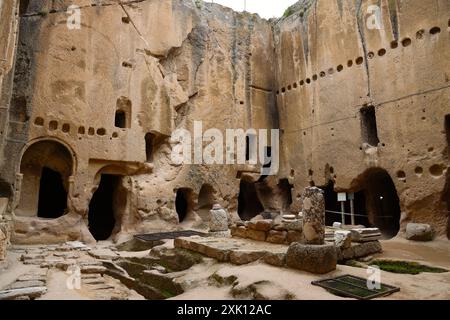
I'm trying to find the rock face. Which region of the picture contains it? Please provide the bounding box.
[301,187,325,245]
[0,0,448,243]
[405,223,435,242]
[286,243,337,274]
[0,227,6,261]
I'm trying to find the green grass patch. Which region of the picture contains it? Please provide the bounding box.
[370,260,448,275]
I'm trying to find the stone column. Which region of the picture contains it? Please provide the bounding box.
[301,187,325,245]
[209,204,230,237]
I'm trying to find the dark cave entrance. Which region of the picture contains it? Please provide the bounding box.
[197,184,215,222]
[88,174,121,241]
[321,181,368,227]
[238,179,264,221]
[278,179,293,212]
[37,167,68,219]
[355,169,401,239]
[176,188,194,223]
[444,172,450,240]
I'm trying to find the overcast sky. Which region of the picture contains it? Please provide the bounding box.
[204,0,299,19]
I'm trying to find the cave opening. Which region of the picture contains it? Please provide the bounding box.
[354,168,401,239]
[238,179,264,221]
[37,167,68,219]
[18,140,73,218]
[197,184,215,222]
[360,105,380,147]
[278,179,293,212]
[176,188,193,223]
[115,110,126,129]
[88,174,121,241]
[145,133,155,162]
[444,171,450,240]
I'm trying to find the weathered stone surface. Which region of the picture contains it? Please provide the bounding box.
[266,230,287,244]
[339,241,383,261]
[89,249,119,260]
[283,219,302,232]
[9,280,45,290]
[209,205,229,232]
[335,230,352,249]
[286,243,337,274]
[230,226,247,238]
[301,187,325,245]
[0,287,47,300]
[229,251,267,265]
[263,252,286,267]
[286,231,302,244]
[0,228,6,261]
[406,223,434,241]
[81,265,107,274]
[247,219,273,232]
[246,229,267,242]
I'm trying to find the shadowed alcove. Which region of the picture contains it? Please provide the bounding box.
[17,140,73,218]
[238,178,264,221]
[197,184,216,222]
[176,188,194,223]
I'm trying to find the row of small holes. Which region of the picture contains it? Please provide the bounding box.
[276,25,444,95]
[34,117,119,139]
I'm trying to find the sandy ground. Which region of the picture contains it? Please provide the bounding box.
[1,238,449,300]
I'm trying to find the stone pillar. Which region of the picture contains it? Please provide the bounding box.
[209,204,230,237]
[301,187,325,245]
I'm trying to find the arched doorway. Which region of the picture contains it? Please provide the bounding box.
[352,168,401,238]
[238,178,264,221]
[176,188,194,223]
[17,140,73,218]
[197,184,215,222]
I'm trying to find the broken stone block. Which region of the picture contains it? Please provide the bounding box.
[286,243,337,274]
[405,223,434,241]
[301,187,325,245]
[286,230,302,244]
[266,230,287,244]
[245,229,266,242]
[209,204,229,232]
[247,219,273,232]
[263,252,286,267]
[335,230,352,249]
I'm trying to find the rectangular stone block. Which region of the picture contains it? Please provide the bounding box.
[230,226,248,239]
[246,229,267,242]
[266,230,287,244]
[247,220,273,232]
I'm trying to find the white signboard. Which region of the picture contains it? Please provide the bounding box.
[337,192,347,202]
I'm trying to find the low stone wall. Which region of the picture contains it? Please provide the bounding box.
[230,219,303,245]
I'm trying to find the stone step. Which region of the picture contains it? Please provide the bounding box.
[0,287,47,300]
